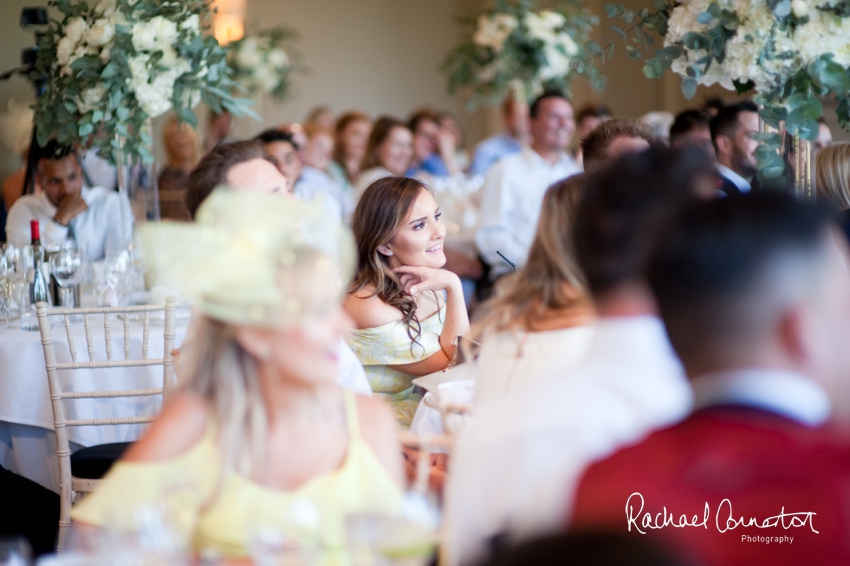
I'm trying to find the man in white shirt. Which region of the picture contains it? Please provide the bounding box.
[446,147,710,565]
[710,101,759,196]
[5,140,131,261]
[475,91,581,277]
[183,140,371,396]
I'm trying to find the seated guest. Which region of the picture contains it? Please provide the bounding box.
[344,176,470,428]
[204,110,233,151]
[328,111,371,198]
[571,193,850,565]
[438,111,470,172]
[184,141,369,396]
[406,108,460,178]
[815,116,833,152]
[446,147,710,566]
[254,129,346,221]
[476,90,581,279]
[669,109,714,161]
[72,191,403,561]
[710,101,759,196]
[469,95,529,177]
[571,103,612,168]
[158,116,201,221]
[581,118,654,172]
[355,117,414,196]
[815,142,850,241]
[471,175,595,406]
[304,123,354,216]
[5,140,132,260]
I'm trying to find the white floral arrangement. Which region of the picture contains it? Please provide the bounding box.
[227,27,300,101]
[33,0,253,164]
[444,0,601,108]
[600,0,850,178]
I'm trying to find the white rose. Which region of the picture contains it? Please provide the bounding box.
[540,11,566,29]
[128,54,150,88]
[791,0,809,16]
[473,14,517,52]
[100,44,112,63]
[77,85,107,114]
[135,83,172,117]
[180,14,200,33]
[150,16,179,48]
[132,21,158,51]
[159,45,179,68]
[525,12,557,44]
[94,0,116,17]
[87,19,115,47]
[56,36,77,67]
[64,17,89,46]
[268,48,289,68]
[236,39,262,68]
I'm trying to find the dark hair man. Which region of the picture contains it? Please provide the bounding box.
[710,100,759,196]
[580,118,654,171]
[5,140,131,260]
[573,193,850,566]
[670,109,714,162]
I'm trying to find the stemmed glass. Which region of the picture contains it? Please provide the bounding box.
[0,245,19,328]
[105,251,130,307]
[50,249,82,308]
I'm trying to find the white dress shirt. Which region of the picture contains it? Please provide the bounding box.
[716,163,751,193]
[474,326,594,406]
[691,368,830,426]
[5,187,133,261]
[295,167,346,222]
[475,149,580,276]
[444,315,692,565]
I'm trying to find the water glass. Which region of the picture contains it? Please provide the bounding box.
[50,249,82,308]
[0,245,19,328]
[0,537,32,566]
[104,251,130,306]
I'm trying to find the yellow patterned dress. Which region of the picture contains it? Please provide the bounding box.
[347,306,445,428]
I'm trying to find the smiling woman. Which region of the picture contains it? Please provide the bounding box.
[343,176,470,428]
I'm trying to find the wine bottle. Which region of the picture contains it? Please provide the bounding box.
[29,219,49,306]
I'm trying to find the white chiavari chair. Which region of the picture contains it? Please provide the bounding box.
[35,298,176,551]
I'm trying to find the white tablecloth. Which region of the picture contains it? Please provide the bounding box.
[0,314,188,492]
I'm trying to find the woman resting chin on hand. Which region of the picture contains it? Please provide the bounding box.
[344,177,470,428]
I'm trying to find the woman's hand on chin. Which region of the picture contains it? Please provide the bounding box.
[394,265,460,296]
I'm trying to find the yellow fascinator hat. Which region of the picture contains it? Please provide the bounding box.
[139,190,355,327]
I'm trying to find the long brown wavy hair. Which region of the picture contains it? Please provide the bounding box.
[471,174,591,347]
[348,176,431,344]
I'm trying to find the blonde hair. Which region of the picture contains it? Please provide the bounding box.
[471,175,590,344]
[816,142,850,210]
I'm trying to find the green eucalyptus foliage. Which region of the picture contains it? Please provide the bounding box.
[33,0,256,166]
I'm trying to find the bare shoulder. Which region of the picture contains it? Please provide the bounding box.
[355,395,404,485]
[343,287,402,330]
[122,393,210,463]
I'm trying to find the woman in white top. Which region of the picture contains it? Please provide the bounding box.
[354,117,414,197]
[471,174,595,405]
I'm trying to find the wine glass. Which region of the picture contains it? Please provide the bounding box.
[0,245,18,328]
[0,536,32,566]
[50,249,82,309]
[104,251,130,307]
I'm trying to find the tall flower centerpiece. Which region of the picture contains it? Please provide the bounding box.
[595,0,850,193]
[33,0,254,228]
[227,27,301,102]
[443,0,602,108]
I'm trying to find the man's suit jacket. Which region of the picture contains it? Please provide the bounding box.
[570,406,850,566]
[718,172,745,197]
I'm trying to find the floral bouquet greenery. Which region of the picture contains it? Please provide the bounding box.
[32,0,255,165]
[227,27,301,102]
[597,0,850,179]
[443,0,602,108]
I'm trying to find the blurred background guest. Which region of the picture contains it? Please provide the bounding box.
[469,95,530,177]
[344,177,469,428]
[580,118,654,173]
[815,141,850,240]
[669,109,715,161]
[303,123,335,172]
[572,192,850,566]
[571,102,612,169]
[255,128,346,221]
[476,90,580,282]
[0,100,37,240]
[157,116,202,221]
[304,104,335,130]
[406,108,460,178]
[355,116,414,196]
[816,116,833,153]
[72,191,403,562]
[439,110,470,172]
[470,176,594,406]
[204,110,234,151]
[329,111,372,197]
[447,147,709,566]
[710,101,759,196]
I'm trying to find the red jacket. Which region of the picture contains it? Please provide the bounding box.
[570,406,850,566]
